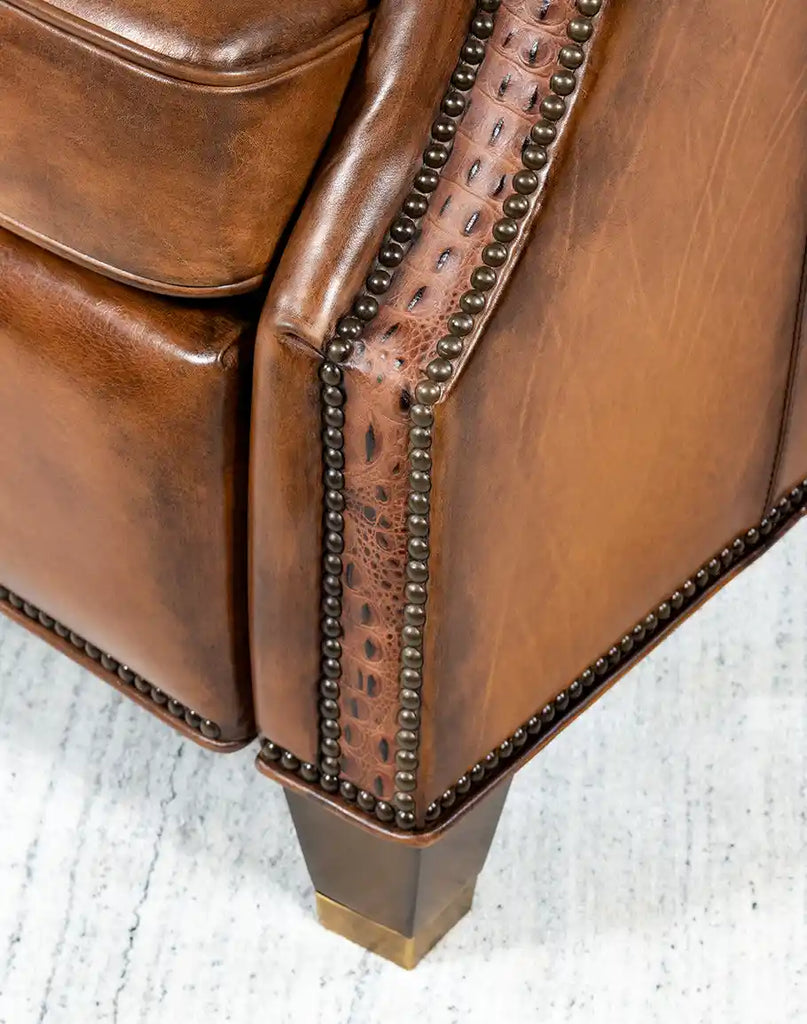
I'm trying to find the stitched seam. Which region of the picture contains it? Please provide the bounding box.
[0,213,265,298]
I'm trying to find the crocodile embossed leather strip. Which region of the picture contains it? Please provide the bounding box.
[314,0,507,824]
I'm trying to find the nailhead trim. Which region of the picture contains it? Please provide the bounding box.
[0,585,222,741]
[318,347,346,793]
[262,478,807,830]
[314,0,503,822]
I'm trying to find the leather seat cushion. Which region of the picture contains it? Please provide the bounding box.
[0,0,370,295]
[0,227,257,740]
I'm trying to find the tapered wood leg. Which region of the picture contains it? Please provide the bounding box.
[286,780,511,968]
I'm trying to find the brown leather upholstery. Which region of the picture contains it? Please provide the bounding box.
[422,0,807,803]
[250,0,807,825]
[3,0,807,964]
[0,227,257,740]
[1,0,806,843]
[0,0,370,295]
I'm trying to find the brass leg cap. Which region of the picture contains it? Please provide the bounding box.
[315,883,475,969]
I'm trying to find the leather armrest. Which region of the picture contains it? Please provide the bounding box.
[258,0,472,348]
[250,0,609,812]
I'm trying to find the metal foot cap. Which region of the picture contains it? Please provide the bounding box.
[315,882,475,968]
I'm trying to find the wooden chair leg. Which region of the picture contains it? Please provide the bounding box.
[286,780,511,968]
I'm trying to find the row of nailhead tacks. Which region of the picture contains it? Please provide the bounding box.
[261,478,807,829]
[392,0,606,825]
[0,584,222,741]
[421,481,807,820]
[313,0,506,829]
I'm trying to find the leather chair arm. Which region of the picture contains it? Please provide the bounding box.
[258,0,473,348]
[251,0,608,814]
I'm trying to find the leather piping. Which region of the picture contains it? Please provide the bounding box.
[3,1,372,88]
[0,213,266,298]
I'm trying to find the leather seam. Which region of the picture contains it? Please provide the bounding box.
[0,213,265,298]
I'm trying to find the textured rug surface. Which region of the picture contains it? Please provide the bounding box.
[0,522,805,1024]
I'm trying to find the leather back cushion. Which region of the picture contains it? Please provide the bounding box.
[0,0,371,295]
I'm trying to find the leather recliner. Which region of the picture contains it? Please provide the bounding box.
[2,0,805,968]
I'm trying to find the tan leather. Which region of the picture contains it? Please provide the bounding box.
[0,0,370,295]
[249,0,807,820]
[420,0,807,806]
[0,227,258,739]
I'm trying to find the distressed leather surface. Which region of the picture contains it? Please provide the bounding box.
[0,0,369,294]
[422,0,807,806]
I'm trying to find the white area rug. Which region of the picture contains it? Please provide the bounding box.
[1,522,805,1024]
